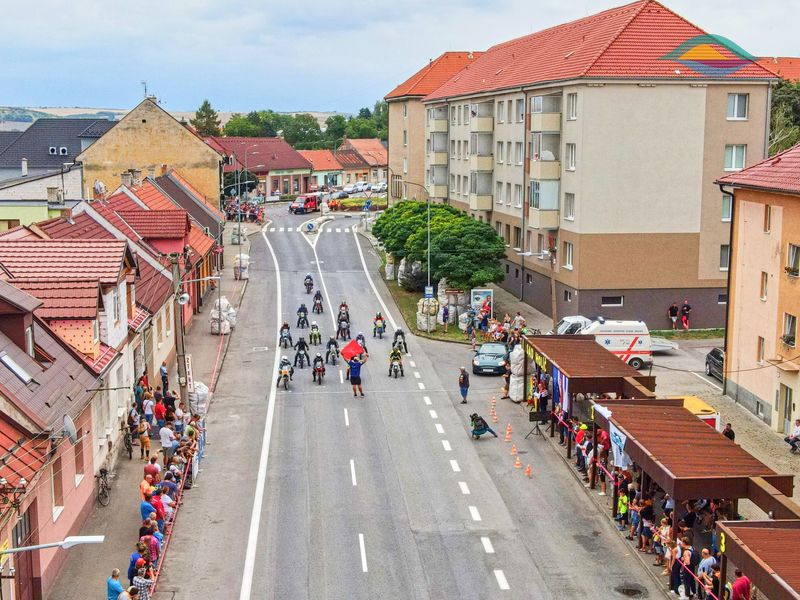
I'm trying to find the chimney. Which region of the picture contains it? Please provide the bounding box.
[132,169,143,185]
[46,187,59,203]
[121,172,133,187]
[21,158,28,177]
[147,167,156,179]
[160,163,168,176]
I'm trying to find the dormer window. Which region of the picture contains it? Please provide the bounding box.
[112,288,121,325]
[25,326,34,358]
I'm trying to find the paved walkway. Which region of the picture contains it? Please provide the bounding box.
[45,223,258,600]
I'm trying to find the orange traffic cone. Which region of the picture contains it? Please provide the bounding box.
[510,444,518,455]
[506,423,513,434]
[514,456,522,469]
[524,464,532,478]
[504,429,512,442]
[492,412,499,423]
[491,396,497,404]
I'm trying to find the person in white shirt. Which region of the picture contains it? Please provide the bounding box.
[784,419,800,453]
[143,394,155,430]
[159,423,176,467]
[173,404,184,434]
[160,486,175,520]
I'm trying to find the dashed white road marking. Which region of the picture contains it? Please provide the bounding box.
[269,227,276,232]
[350,459,357,486]
[442,440,452,452]
[418,382,426,390]
[468,506,482,521]
[423,396,432,405]
[344,228,350,233]
[459,481,471,495]
[279,227,285,232]
[429,410,438,419]
[409,360,416,368]
[494,569,509,590]
[435,423,444,434]
[413,372,421,379]
[450,460,461,472]
[336,228,342,232]
[358,534,368,572]
[344,408,349,427]
[481,537,494,554]
[339,370,344,384]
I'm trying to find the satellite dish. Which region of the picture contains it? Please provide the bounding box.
[62,415,78,445]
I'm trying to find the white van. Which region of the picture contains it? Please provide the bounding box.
[551,316,677,369]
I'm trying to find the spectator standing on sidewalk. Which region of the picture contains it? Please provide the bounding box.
[458,367,470,404]
[142,393,155,430]
[667,302,679,330]
[731,568,751,600]
[722,423,736,442]
[680,299,692,330]
[160,361,169,392]
[108,568,125,599]
[137,420,151,460]
[159,422,176,467]
[442,305,449,333]
[132,568,154,600]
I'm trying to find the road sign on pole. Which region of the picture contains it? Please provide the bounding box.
[424,286,434,299]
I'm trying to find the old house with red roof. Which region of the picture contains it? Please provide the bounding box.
[716,142,800,431]
[298,149,343,189]
[337,138,388,185]
[385,51,482,202]
[406,0,776,327]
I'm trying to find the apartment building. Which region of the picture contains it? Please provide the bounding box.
[386,52,481,203]
[420,0,776,328]
[717,143,800,431]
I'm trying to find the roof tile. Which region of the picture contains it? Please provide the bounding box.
[0,239,128,284]
[116,209,190,239]
[298,150,343,171]
[716,142,800,196]
[10,278,99,319]
[208,137,312,173]
[386,52,483,99]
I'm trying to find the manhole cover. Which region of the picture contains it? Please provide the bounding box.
[614,585,647,598]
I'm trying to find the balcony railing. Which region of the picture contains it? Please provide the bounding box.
[528,208,560,230]
[469,103,494,133]
[530,95,562,132]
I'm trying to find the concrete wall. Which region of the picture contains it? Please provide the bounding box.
[0,168,83,200]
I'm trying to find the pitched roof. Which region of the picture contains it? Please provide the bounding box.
[716,142,800,196]
[386,52,483,100]
[207,136,312,173]
[0,118,115,170]
[81,341,119,375]
[129,305,151,332]
[298,149,343,171]
[0,279,42,313]
[335,149,368,169]
[757,56,800,81]
[10,278,100,319]
[127,180,176,211]
[188,223,214,257]
[0,415,49,488]
[0,239,130,284]
[116,209,190,239]
[0,132,20,153]
[340,139,387,167]
[153,172,224,233]
[426,0,776,101]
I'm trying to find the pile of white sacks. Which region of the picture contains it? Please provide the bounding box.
[210,296,237,335]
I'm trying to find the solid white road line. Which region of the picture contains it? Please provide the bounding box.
[435,423,444,434]
[352,226,397,331]
[429,410,438,419]
[359,533,368,573]
[409,360,416,368]
[691,370,723,391]
[494,569,510,590]
[350,459,357,486]
[413,372,421,379]
[442,440,452,451]
[339,370,344,384]
[239,227,283,600]
[344,408,349,427]
[481,537,494,554]
[450,460,461,472]
[423,396,432,405]
[468,506,482,522]
[418,382,426,390]
[459,481,471,495]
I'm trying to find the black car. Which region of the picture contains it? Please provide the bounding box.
[705,347,724,381]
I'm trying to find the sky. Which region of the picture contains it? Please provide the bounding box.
[0,0,795,115]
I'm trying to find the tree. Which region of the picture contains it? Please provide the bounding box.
[324,114,347,146]
[372,100,388,140]
[357,107,372,119]
[769,79,800,155]
[190,99,221,137]
[345,117,378,139]
[282,113,322,148]
[224,113,263,137]
[223,169,260,196]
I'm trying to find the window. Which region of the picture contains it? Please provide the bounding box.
[515,142,523,164]
[52,457,64,514]
[24,326,34,358]
[565,143,576,170]
[722,193,732,221]
[112,287,121,323]
[506,142,512,164]
[451,106,456,124]
[601,295,624,307]
[724,144,746,171]
[457,140,461,158]
[450,173,456,191]
[506,182,511,205]
[497,101,505,123]
[514,184,522,208]
[564,290,573,302]
[727,94,748,120]
[507,101,513,124]
[496,181,503,204]
[0,353,32,384]
[457,105,462,125]
[562,241,574,269]
[463,104,470,125]
[564,193,575,220]
[496,221,502,236]
[463,174,469,195]
[514,227,522,249]
[531,180,541,209]
[450,140,456,157]
[464,140,469,156]
[516,99,524,122]
[504,224,511,244]
[496,142,504,163]
[403,130,407,146]
[566,93,577,120]
[74,428,85,482]
[526,274,533,284]
[720,244,730,271]
[788,244,800,276]
[403,157,408,174]
[537,234,544,253]
[757,336,765,364]
[764,204,772,233]
[760,271,769,300]
[783,313,797,346]
[718,293,728,304]
[403,103,408,118]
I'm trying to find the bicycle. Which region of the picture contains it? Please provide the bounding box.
[120,424,133,460]
[96,468,111,507]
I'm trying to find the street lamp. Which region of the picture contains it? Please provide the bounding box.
[0,535,104,555]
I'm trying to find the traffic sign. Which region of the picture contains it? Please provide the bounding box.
[424,286,434,298]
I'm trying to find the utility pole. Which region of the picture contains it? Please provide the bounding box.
[170,253,189,405]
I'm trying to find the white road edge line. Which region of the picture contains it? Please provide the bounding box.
[450,459,460,472]
[240,226,283,600]
[494,569,510,590]
[350,459,357,486]
[468,505,482,521]
[359,533,368,573]
[691,370,723,391]
[344,408,349,427]
[459,481,471,495]
[481,536,494,553]
[352,226,397,330]
[442,440,452,452]
[435,423,444,434]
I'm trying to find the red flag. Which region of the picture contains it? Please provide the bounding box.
[341,339,364,362]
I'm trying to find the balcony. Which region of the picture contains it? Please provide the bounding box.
[430,152,449,166]
[469,193,493,211]
[430,185,448,198]
[530,94,562,132]
[469,102,494,133]
[428,107,449,133]
[470,154,493,171]
[530,159,561,179]
[528,208,560,230]
[528,179,559,230]
[469,171,493,210]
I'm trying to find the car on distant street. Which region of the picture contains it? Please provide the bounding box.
[374,181,387,193]
[332,190,349,199]
[354,181,369,193]
[705,347,724,381]
[472,342,508,375]
[343,184,357,194]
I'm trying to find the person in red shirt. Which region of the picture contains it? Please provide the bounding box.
[149,489,166,530]
[153,398,167,428]
[143,457,161,483]
[731,569,751,600]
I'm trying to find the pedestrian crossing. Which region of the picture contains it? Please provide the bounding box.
[268,226,351,233]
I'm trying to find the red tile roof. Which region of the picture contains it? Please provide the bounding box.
[386,52,483,99]
[426,0,776,101]
[0,240,129,284]
[116,210,190,239]
[335,149,368,169]
[10,278,100,319]
[716,142,800,196]
[81,341,119,375]
[340,139,387,167]
[128,180,176,211]
[129,305,151,332]
[757,56,800,81]
[188,223,214,258]
[298,149,343,171]
[0,416,49,489]
[167,171,225,220]
[208,137,312,173]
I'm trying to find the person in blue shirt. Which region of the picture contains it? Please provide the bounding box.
[140,493,156,521]
[107,568,125,599]
[347,354,368,397]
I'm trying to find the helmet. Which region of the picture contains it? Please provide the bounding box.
[306,273,311,277]
[316,353,322,358]
[312,321,317,326]
[396,327,404,332]
[358,332,363,336]
[282,355,287,361]
[330,335,335,340]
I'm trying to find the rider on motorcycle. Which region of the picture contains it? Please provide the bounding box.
[337,316,351,340]
[279,322,293,346]
[312,353,326,380]
[313,289,322,302]
[304,273,313,288]
[388,345,404,377]
[294,337,310,366]
[393,327,408,353]
[325,336,340,363]
[373,312,385,337]
[313,290,323,313]
[338,301,349,321]
[276,355,294,386]
[309,321,321,344]
[297,303,309,328]
[355,331,368,354]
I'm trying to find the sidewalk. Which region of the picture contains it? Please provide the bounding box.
[45,224,258,600]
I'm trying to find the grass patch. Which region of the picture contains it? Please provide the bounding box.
[338,197,388,210]
[650,328,724,340]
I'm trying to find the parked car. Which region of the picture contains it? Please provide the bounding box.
[288,194,321,214]
[354,181,369,193]
[375,181,387,193]
[472,342,509,375]
[705,347,724,382]
[332,190,349,199]
[343,184,356,194]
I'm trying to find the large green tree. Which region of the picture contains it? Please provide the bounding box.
[324,114,347,146]
[224,113,263,137]
[345,117,378,139]
[282,113,322,148]
[769,79,800,155]
[190,99,221,137]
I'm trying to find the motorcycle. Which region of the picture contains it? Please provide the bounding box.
[305,280,313,294]
[297,315,308,329]
[309,329,322,345]
[280,367,291,390]
[327,347,340,366]
[313,298,323,314]
[313,364,325,385]
[374,319,385,339]
[390,359,402,378]
[280,332,291,349]
[337,321,350,341]
[296,353,307,369]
